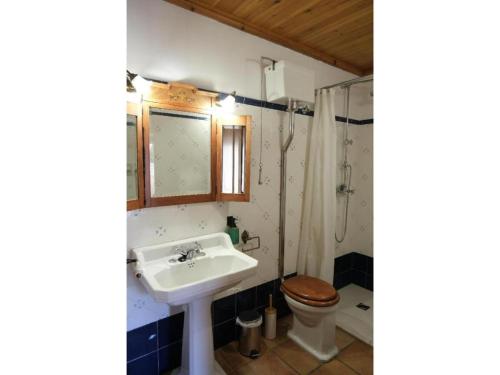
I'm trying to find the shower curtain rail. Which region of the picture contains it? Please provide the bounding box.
[317,75,373,91]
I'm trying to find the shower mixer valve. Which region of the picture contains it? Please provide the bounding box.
[337,184,354,194]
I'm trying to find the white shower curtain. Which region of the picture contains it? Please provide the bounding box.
[297,88,337,284]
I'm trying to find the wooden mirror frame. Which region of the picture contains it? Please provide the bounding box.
[216,115,252,202]
[142,82,218,207]
[127,101,145,211]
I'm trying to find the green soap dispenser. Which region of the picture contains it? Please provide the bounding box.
[226,216,239,245]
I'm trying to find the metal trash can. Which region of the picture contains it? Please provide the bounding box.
[236,310,262,358]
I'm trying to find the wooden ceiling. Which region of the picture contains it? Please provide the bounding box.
[166,0,373,76]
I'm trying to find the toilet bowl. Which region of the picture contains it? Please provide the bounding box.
[281,275,340,362]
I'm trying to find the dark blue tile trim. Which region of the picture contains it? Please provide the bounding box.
[358,118,374,125]
[158,341,182,374]
[335,116,374,125]
[140,76,373,125]
[235,94,373,124]
[228,91,373,124]
[127,351,158,375]
[236,287,257,315]
[213,318,236,349]
[158,312,184,348]
[275,295,292,318]
[127,268,373,372]
[127,321,158,362]
[256,280,275,308]
[212,294,236,325]
[334,252,373,291]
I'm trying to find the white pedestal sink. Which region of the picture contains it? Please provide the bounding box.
[132,233,258,375]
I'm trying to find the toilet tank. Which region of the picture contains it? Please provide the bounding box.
[264,60,315,105]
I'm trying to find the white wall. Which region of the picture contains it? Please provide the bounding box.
[127,0,356,99]
[126,0,373,330]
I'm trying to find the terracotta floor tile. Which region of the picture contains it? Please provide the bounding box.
[232,363,259,375]
[262,315,292,349]
[337,340,373,375]
[215,341,253,371]
[258,338,272,356]
[247,352,297,375]
[311,359,358,375]
[336,327,356,351]
[215,352,234,375]
[273,339,321,375]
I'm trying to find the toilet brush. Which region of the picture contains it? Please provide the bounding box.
[264,294,277,339]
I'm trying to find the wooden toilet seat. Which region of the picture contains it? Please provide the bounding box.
[281,275,340,307]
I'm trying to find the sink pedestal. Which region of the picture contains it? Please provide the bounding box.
[132,233,257,375]
[173,295,226,375]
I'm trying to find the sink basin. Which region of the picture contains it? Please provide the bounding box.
[132,232,258,375]
[132,232,257,305]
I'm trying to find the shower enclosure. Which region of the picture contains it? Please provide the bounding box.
[319,75,374,345]
[318,75,373,244]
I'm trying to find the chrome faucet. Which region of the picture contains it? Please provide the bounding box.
[175,242,205,262]
[185,248,200,260]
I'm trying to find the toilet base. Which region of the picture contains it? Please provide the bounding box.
[287,329,339,362]
[285,297,339,362]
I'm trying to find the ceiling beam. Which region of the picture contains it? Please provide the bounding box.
[166,0,364,76]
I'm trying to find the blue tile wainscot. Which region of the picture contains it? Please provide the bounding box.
[127,251,373,374]
[127,275,294,374]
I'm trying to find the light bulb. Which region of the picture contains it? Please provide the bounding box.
[221,95,235,110]
[131,75,152,94]
[217,92,236,113]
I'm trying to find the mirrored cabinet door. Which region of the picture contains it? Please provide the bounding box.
[127,102,145,211]
[143,102,216,206]
[216,115,252,202]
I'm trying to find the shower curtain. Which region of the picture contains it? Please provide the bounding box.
[297,88,337,284]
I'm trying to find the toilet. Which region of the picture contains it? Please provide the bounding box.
[281,275,340,362]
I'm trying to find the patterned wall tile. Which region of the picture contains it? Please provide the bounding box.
[336,124,373,257]
[127,92,373,330]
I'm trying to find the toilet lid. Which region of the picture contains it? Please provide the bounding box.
[281,275,337,302]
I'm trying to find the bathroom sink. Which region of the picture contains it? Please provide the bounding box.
[131,232,258,375]
[132,232,258,306]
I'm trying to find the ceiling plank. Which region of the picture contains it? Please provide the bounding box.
[166,0,365,75]
[262,0,339,29]
[233,0,275,20]
[329,34,373,54]
[247,0,324,27]
[299,6,372,45]
[274,0,360,38]
[311,23,372,53]
[212,0,247,14]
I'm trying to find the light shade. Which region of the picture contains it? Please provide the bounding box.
[131,75,152,94]
[217,91,236,113]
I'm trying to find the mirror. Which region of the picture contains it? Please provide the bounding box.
[142,81,217,207]
[127,102,145,211]
[149,108,212,197]
[217,115,252,201]
[138,81,252,206]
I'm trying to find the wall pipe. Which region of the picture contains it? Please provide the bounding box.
[316,74,373,91]
[278,98,297,281]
